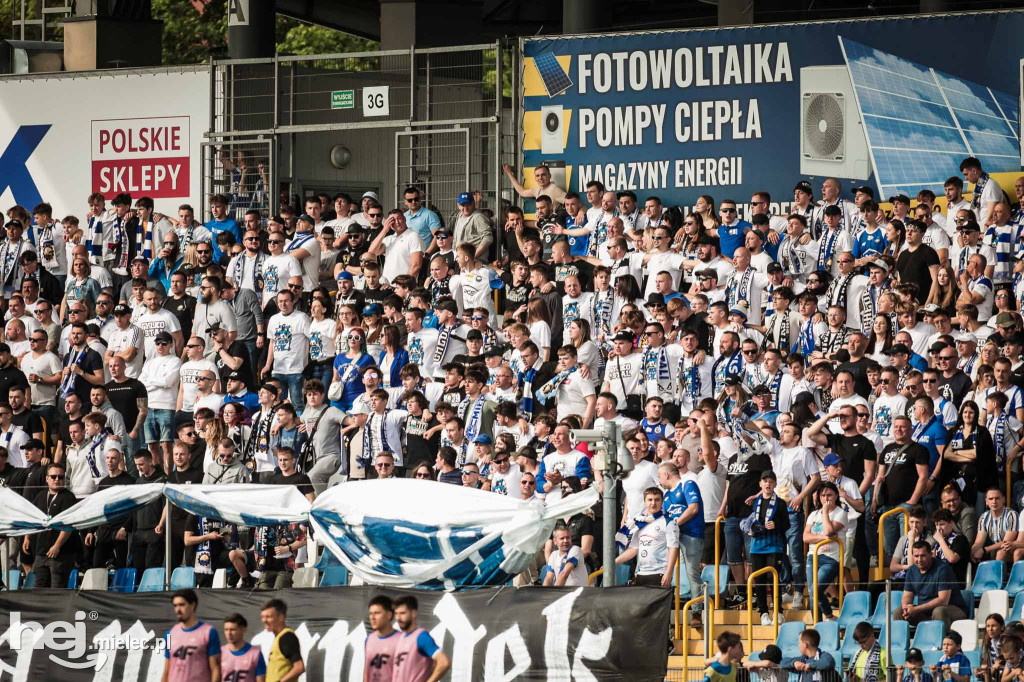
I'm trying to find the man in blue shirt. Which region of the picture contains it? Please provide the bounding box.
[658,460,704,624]
[895,540,968,629]
[714,198,751,259]
[403,186,441,248]
[203,194,242,264]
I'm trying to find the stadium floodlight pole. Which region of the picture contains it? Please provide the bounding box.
[572,421,632,587]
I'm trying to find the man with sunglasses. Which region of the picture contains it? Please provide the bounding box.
[139,331,181,470]
[24,463,78,587]
[260,230,301,312]
[22,327,60,430]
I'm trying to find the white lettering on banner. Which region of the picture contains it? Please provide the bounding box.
[541,588,612,681]
[428,593,487,682]
[483,624,532,681]
[91,116,191,199]
[577,43,793,93]
[578,99,759,148]
[577,156,742,191]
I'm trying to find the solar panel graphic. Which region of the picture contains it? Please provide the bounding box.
[839,37,1020,198]
[533,52,573,98]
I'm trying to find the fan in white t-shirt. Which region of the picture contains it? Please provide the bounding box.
[543,526,589,587]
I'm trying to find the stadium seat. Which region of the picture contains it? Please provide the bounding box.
[701,565,730,596]
[320,566,350,587]
[966,649,981,671]
[922,650,943,667]
[1006,562,1024,595]
[211,569,229,589]
[837,590,872,631]
[81,568,108,591]
[870,590,904,629]
[880,620,909,655]
[171,567,195,589]
[776,621,805,658]
[813,620,839,653]
[7,570,20,591]
[111,568,137,593]
[910,620,945,651]
[960,590,975,619]
[1012,591,1024,623]
[292,567,319,588]
[672,564,690,597]
[66,569,79,589]
[950,619,978,652]
[22,572,35,589]
[972,560,1005,593]
[977,590,1009,626]
[138,568,166,592]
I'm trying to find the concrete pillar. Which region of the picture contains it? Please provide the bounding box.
[228,0,275,60]
[381,0,482,50]
[718,0,753,26]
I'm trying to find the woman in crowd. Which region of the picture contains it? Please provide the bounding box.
[934,399,996,512]
[331,327,374,412]
[307,296,337,388]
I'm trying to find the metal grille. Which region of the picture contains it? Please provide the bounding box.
[200,137,275,223]
[395,128,469,227]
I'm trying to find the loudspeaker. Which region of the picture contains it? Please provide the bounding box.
[541,105,564,155]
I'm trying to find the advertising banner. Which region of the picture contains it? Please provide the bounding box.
[0,68,209,218]
[0,585,670,681]
[521,11,1024,218]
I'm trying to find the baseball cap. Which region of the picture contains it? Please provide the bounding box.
[723,375,742,386]
[297,213,315,226]
[997,312,1017,328]
[823,453,841,467]
[612,330,635,343]
[794,181,813,194]
[154,331,173,344]
[760,645,783,665]
[954,332,977,344]
[473,433,493,445]
[517,448,538,461]
[132,256,149,264]
[457,192,473,206]
[259,383,280,396]
[889,193,911,205]
[905,648,924,663]
[362,303,383,317]
[852,185,874,197]
[346,223,364,234]
[337,271,353,281]
[24,438,44,451]
[729,304,749,320]
[466,329,483,341]
[361,191,379,202]
[883,343,911,356]
[350,402,372,416]
[958,220,981,233]
[752,385,771,396]
[646,293,666,307]
[869,259,889,272]
[919,303,940,314]
[484,346,505,358]
[766,262,783,275]
[760,470,777,480]
[227,371,244,381]
[113,303,131,316]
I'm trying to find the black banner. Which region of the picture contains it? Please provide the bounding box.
[0,585,670,681]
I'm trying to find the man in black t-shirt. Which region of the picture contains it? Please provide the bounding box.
[723,448,772,605]
[8,387,42,442]
[184,512,238,588]
[266,446,315,501]
[84,449,134,569]
[808,405,877,489]
[105,355,148,464]
[0,343,29,407]
[26,463,78,587]
[208,325,254,390]
[873,416,930,559]
[895,220,940,304]
[163,271,197,337]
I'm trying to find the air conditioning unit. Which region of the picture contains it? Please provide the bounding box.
[799,65,871,180]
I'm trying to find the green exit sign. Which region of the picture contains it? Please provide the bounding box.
[331,90,355,110]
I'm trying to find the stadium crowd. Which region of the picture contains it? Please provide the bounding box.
[3,154,1024,652]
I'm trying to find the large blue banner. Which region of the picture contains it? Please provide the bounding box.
[521,11,1024,217]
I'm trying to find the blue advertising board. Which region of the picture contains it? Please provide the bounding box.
[521,11,1024,217]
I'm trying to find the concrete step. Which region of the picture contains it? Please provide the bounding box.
[672,638,776,655]
[671,608,813,626]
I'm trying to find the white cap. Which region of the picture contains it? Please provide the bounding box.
[361,191,379,202]
[350,402,372,416]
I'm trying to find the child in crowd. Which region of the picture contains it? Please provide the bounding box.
[931,630,970,682]
[704,632,744,682]
[897,647,934,682]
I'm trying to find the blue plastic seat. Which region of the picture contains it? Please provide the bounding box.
[22,572,35,589]
[973,560,1005,593]
[911,620,945,651]
[837,590,872,631]
[880,620,910,654]
[870,590,904,628]
[814,620,839,652]
[66,568,79,589]
[673,564,690,596]
[171,567,195,589]
[1012,591,1024,622]
[961,589,976,618]
[111,568,137,593]
[922,650,943,667]
[320,566,350,587]
[966,649,981,670]
[840,627,861,661]
[701,564,730,596]
[7,570,20,590]
[137,568,165,592]
[776,621,805,658]
[1007,562,1024,595]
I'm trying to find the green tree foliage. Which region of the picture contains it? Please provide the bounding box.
[152,0,228,65]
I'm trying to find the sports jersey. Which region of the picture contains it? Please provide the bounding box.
[664,478,704,539]
[628,512,679,575]
[163,622,220,682]
[393,627,441,682]
[364,630,399,682]
[980,507,1018,543]
[220,642,266,682]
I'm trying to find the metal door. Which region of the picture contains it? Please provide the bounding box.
[395,127,469,227]
[200,137,276,223]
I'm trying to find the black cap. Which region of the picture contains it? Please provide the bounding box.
[929,341,950,354]
[723,374,742,386]
[794,181,813,194]
[113,303,131,316]
[347,223,363,234]
[435,299,458,315]
[752,385,772,396]
[646,293,666,307]
[260,382,280,396]
[823,204,842,217]
[24,438,44,450]
[889,193,911,205]
[766,262,784,274]
[905,647,924,663]
[852,185,874,198]
[958,220,981,233]
[760,469,777,480]
[612,330,635,343]
[298,213,315,225]
[484,346,505,358]
[154,331,173,344]
[227,371,244,381]
[883,343,911,356]
[466,329,483,341]
[760,644,783,664]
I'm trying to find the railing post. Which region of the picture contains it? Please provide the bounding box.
[703,582,710,659]
[745,566,779,652]
[164,499,172,591]
[714,515,724,609]
[885,579,892,681]
[875,508,909,581]
[811,538,843,624]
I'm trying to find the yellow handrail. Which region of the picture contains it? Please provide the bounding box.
[680,594,706,674]
[873,507,909,581]
[587,568,603,586]
[714,515,724,609]
[1009,466,1013,509]
[746,566,779,653]
[812,538,844,624]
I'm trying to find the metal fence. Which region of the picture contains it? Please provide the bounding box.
[200,137,275,222]
[204,43,514,226]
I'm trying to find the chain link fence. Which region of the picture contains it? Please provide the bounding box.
[200,138,275,223]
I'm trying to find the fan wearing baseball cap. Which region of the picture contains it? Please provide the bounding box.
[452,192,492,258]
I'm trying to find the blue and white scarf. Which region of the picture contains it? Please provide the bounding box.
[989,411,1009,470]
[536,365,579,403]
[135,219,153,261]
[816,227,842,271]
[287,231,315,254]
[615,510,664,552]
[778,235,806,276]
[83,428,110,478]
[677,355,702,406]
[59,345,87,398]
[459,394,487,441]
[749,493,779,535]
[88,215,104,262]
[433,324,458,364]
[797,318,816,357]
[768,370,785,410]
[712,351,743,395]
[35,222,58,270]
[642,345,672,398]
[363,408,393,465]
[519,364,539,419]
[971,173,991,213]
[727,267,755,308]
[231,250,265,291]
